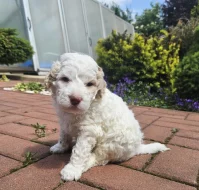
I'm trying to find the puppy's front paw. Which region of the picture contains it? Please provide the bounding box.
[50,143,68,154]
[61,163,82,181]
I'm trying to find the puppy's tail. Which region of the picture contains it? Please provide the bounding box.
[136,143,170,155]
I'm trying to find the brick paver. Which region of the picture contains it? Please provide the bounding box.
[176,130,199,140]
[22,111,58,122]
[81,165,196,190]
[0,111,9,117]
[35,132,59,146]
[17,118,59,130]
[3,106,56,116]
[169,136,199,150]
[0,134,50,161]
[142,111,187,119]
[187,113,199,121]
[121,154,151,170]
[0,155,21,178]
[0,115,29,125]
[159,117,199,127]
[146,145,199,186]
[0,123,38,140]
[143,125,172,142]
[0,123,55,140]
[153,120,199,132]
[0,154,69,190]
[0,81,199,190]
[135,114,159,124]
[56,182,97,190]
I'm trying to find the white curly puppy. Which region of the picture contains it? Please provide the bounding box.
[45,53,169,181]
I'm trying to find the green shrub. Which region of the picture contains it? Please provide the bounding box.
[96,30,180,90]
[173,51,199,100]
[0,74,9,82]
[170,18,199,58]
[0,28,34,65]
[14,82,44,93]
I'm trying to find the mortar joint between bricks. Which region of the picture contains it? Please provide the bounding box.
[79,180,106,190]
[184,113,190,120]
[141,152,159,171]
[164,128,179,144]
[141,127,179,171]
[141,116,161,130]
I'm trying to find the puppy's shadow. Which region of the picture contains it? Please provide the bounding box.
[23,144,71,170]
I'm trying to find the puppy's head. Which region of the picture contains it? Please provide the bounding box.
[45,53,106,114]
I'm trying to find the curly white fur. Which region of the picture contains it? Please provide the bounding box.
[45,53,170,181]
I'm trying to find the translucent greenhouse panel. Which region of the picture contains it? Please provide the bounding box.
[116,17,125,34]
[0,0,27,39]
[84,0,103,59]
[28,0,65,69]
[101,7,117,37]
[62,0,89,55]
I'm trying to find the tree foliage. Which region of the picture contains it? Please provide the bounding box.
[170,18,199,58]
[103,2,133,23]
[191,0,199,17]
[162,0,198,27]
[134,3,163,37]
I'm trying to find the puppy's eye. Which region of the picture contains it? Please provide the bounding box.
[61,77,70,82]
[86,82,94,87]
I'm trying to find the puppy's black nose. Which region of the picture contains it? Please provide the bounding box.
[69,96,82,106]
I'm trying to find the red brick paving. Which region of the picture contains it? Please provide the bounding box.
[142,111,187,119]
[81,165,196,190]
[146,145,199,186]
[0,105,15,111]
[22,111,59,122]
[35,132,59,146]
[187,113,199,121]
[0,155,21,178]
[176,130,199,140]
[0,115,29,125]
[153,120,199,132]
[57,182,97,190]
[0,123,55,141]
[16,118,59,130]
[159,117,199,127]
[139,122,148,129]
[0,134,50,161]
[135,114,159,124]
[3,106,56,116]
[121,154,151,170]
[0,100,29,108]
[0,154,69,190]
[0,111,9,117]
[0,123,38,140]
[143,125,172,143]
[169,136,199,150]
[0,81,199,190]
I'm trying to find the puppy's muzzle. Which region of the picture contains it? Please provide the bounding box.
[69,96,82,106]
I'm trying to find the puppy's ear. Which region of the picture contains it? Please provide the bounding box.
[44,61,61,91]
[96,67,107,99]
